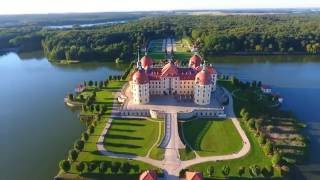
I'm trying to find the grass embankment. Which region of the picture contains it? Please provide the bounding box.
[104,118,159,156]
[149,119,165,160]
[183,119,243,156]
[178,121,196,160]
[58,81,159,179]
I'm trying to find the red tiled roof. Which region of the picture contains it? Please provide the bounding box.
[132,69,149,84]
[186,171,203,180]
[141,55,153,69]
[195,69,212,85]
[161,62,179,77]
[189,55,202,68]
[139,170,157,180]
[195,66,217,74]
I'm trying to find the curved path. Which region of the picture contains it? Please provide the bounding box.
[96,88,251,179]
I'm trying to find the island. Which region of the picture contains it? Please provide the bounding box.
[56,37,307,180]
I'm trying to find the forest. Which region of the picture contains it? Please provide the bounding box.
[0,14,320,62]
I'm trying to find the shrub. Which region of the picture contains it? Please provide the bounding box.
[88,125,95,134]
[59,160,71,172]
[87,162,96,172]
[81,132,89,142]
[68,149,78,161]
[207,166,214,177]
[272,153,281,166]
[74,139,85,151]
[88,80,93,86]
[249,165,261,177]
[79,94,84,101]
[76,162,85,174]
[222,165,230,176]
[95,104,100,112]
[259,134,267,145]
[264,141,273,155]
[248,118,255,129]
[99,161,109,173]
[68,93,74,101]
[238,166,245,176]
[120,162,131,174]
[99,81,103,88]
[111,162,121,174]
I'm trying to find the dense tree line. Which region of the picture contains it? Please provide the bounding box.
[1,14,320,61]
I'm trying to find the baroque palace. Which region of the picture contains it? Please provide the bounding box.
[130,52,218,105]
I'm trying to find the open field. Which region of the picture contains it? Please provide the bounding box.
[104,118,160,156]
[182,119,243,156]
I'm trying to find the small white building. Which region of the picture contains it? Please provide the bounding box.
[261,85,272,94]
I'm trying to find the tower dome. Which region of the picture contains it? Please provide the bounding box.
[189,54,202,68]
[140,55,153,69]
[195,65,212,85]
[132,68,149,84]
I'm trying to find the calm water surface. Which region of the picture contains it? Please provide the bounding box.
[0,53,319,179]
[0,52,125,180]
[209,55,320,180]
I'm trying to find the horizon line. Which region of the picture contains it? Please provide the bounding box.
[0,7,320,16]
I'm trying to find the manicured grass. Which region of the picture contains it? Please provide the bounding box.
[187,121,281,178]
[183,119,243,156]
[149,120,165,160]
[179,147,196,161]
[148,52,166,60]
[178,121,196,160]
[173,52,192,61]
[104,118,159,156]
[58,81,158,178]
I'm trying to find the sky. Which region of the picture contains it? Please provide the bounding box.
[0,0,320,15]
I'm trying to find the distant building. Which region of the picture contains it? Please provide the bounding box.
[139,170,157,180]
[75,84,85,93]
[130,53,217,105]
[261,85,272,94]
[185,171,203,180]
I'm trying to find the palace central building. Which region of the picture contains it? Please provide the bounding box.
[130,53,217,105]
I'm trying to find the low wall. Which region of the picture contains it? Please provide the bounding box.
[117,107,226,119]
[177,108,226,119]
[118,108,150,117]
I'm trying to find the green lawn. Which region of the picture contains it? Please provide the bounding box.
[178,121,196,160]
[58,81,158,178]
[173,52,192,62]
[187,122,281,178]
[149,120,165,160]
[179,147,196,161]
[104,118,160,156]
[182,119,243,156]
[148,52,166,61]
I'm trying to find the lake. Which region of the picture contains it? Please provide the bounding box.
[0,52,126,180]
[46,20,127,29]
[0,53,319,179]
